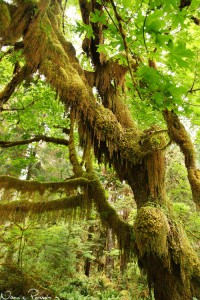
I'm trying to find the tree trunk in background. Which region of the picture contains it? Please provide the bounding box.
[84,225,94,277]
[84,257,91,277]
[105,228,115,278]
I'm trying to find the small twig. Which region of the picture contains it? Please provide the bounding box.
[185,227,200,240]
[101,0,118,31]
[1,100,35,112]
[188,88,200,93]
[185,54,199,97]
[187,103,200,107]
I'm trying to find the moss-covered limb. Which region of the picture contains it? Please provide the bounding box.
[0,135,69,148]
[0,2,12,38]
[0,171,134,255]
[82,134,93,173]
[0,65,32,109]
[1,1,163,171]
[0,194,84,224]
[79,0,136,129]
[88,175,135,254]
[93,61,136,129]
[68,111,84,177]
[0,1,36,46]
[0,175,92,195]
[1,1,168,167]
[21,1,164,167]
[134,206,200,299]
[163,109,200,208]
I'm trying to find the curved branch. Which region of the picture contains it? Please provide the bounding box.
[0,135,69,148]
[0,171,135,254]
[101,0,118,30]
[68,110,84,176]
[87,174,135,254]
[163,109,200,208]
[0,65,32,109]
[0,175,91,195]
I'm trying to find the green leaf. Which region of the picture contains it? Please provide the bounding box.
[137,66,162,91]
[152,92,164,106]
[168,41,194,68]
[90,9,107,25]
[146,20,162,35]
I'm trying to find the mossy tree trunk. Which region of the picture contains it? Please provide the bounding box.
[120,149,200,299]
[0,1,200,299]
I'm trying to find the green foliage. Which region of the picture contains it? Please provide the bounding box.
[76,22,94,39]
[0,0,200,299]
[166,146,193,204]
[90,10,107,25]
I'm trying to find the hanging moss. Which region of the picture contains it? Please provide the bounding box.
[0,175,91,200]
[0,193,91,224]
[145,149,166,203]
[88,174,135,256]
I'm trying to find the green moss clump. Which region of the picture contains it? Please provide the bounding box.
[118,130,145,164]
[134,206,170,257]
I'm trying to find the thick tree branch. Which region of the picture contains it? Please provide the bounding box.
[88,174,135,254]
[68,110,84,177]
[0,175,91,196]
[21,1,158,168]
[0,172,134,254]
[163,109,200,208]
[0,65,32,110]
[0,135,69,148]
[0,175,91,195]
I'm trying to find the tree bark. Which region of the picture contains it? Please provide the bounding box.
[0,1,200,299]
